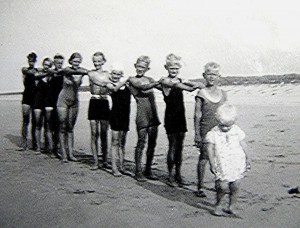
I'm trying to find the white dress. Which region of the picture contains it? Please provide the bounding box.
[205,125,246,182]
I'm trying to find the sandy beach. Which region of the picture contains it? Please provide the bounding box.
[0,84,299,227]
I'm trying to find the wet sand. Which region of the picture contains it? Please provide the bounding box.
[0,84,299,227]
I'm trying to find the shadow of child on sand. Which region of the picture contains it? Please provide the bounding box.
[5,135,222,217]
[137,180,216,215]
[5,134,25,149]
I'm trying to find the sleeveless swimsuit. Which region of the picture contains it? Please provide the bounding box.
[22,67,37,106]
[110,85,131,131]
[130,79,160,131]
[163,79,187,134]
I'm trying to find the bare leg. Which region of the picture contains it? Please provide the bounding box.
[213,180,226,216]
[144,126,158,179]
[175,132,185,186]
[57,107,68,162]
[167,133,176,186]
[31,108,37,149]
[100,120,109,166]
[45,108,54,153]
[111,130,121,176]
[196,144,208,197]
[226,180,240,215]
[135,128,147,181]
[90,120,99,169]
[21,104,31,150]
[119,131,127,172]
[67,106,78,161]
[34,109,43,154]
[52,108,60,155]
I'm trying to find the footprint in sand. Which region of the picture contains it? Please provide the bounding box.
[265,114,277,117]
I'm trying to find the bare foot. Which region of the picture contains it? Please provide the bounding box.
[100,162,110,169]
[112,170,122,177]
[166,176,175,187]
[223,208,237,215]
[68,156,78,162]
[213,206,226,216]
[120,169,132,176]
[90,164,99,171]
[135,172,147,182]
[195,190,207,198]
[62,158,68,163]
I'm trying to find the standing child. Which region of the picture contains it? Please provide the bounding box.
[56,52,89,162]
[128,56,161,182]
[21,52,38,150]
[50,54,65,157]
[205,103,250,216]
[194,62,227,197]
[87,52,111,170]
[160,53,204,187]
[106,63,131,177]
[33,57,55,154]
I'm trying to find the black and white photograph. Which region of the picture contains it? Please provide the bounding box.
[0,0,299,227]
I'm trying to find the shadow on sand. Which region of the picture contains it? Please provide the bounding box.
[5,134,23,148]
[5,135,216,215]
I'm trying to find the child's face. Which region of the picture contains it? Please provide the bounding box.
[218,121,234,132]
[111,70,123,82]
[93,56,105,70]
[54,58,64,70]
[43,60,52,72]
[166,65,180,78]
[134,62,149,76]
[204,73,220,86]
[28,58,36,68]
[70,57,82,69]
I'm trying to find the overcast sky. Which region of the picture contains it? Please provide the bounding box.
[0,0,300,92]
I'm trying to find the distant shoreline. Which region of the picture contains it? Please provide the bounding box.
[0,92,23,96]
[1,74,300,95]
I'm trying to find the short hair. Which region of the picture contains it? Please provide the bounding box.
[68,52,82,64]
[204,62,220,76]
[27,52,37,61]
[43,57,53,67]
[165,53,182,68]
[93,52,106,62]
[136,55,151,67]
[54,53,64,60]
[216,103,237,124]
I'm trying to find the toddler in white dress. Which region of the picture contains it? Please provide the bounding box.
[205,103,250,216]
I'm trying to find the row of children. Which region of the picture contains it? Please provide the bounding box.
[21,52,250,216]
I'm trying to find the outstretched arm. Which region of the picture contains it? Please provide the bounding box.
[34,69,55,80]
[22,67,36,77]
[106,77,128,92]
[88,71,111,87]
[62,67,89,76]
[128,77,160,91]
[161,77,203,92]
[179,80,205,90]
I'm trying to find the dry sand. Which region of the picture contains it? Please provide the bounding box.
[0,84,299,227]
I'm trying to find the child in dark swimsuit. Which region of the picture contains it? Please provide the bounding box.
[33,57,55,154]
[194,62,227,197]
[50,54,65,157]
[21,52,38,150]
[128,56,161,182]
[160,54,204,187]
[106,63,131,176]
